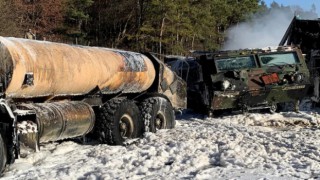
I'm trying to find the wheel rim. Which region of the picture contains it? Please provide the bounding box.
[119,114,134,138]
[270,103,277,113]
[155,112,166,130]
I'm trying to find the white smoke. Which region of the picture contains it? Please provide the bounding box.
[223,9,294,50]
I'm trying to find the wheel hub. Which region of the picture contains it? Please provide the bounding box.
[120,122,127,130]
[269,103,277,113]
[156,118,161,127]
[155,112,166,130]
[119,114,134,138]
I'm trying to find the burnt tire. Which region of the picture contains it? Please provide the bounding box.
[140,97,175,133]
[0,134,7,174]
[95,98,143,145]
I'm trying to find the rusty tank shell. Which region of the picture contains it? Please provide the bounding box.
[0,37,156,99]
[17,101,95,143]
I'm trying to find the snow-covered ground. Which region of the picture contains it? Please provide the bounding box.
[3,109,320,179]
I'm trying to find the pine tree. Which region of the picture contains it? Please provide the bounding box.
[65,0,94,44]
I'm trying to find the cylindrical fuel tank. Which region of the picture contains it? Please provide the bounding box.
[17,101,95,143]
[0,37,156,98]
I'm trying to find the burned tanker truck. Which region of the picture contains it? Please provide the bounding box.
[0,37,186,172]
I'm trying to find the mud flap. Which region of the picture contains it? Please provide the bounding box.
[17,121,39,152]
[311,76,320,102]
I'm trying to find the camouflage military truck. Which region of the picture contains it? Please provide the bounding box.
[168,46,311,115]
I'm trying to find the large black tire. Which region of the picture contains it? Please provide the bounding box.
[94,98,143,145]
[140,97,175,133]
[0,134,7,174]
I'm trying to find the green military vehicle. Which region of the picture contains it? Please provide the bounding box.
[167,46,311,115]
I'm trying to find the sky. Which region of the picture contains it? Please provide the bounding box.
[264,0,320,16]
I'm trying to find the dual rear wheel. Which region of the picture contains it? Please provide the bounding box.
[94,98,142,145]
[140,97,175,133]
[94,97,175,145]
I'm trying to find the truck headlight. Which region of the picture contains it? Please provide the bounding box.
[294,74,303,82]
[221,80,231,90]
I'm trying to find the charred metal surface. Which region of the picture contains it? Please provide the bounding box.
[280,17,320,102]
[0,42,13,96]
[143,53,187,110]
[17,101,95,143]
[280,17,320,54]
[0,37,156,99]
[158,63,187,109]
[169,46,311,113]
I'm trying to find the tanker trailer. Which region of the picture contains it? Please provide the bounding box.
[0,37,186,173]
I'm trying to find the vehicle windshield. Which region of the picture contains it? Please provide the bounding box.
[215,56,256,71]
[259,52,299,66]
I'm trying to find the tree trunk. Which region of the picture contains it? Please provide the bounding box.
[159,17,166,56]
[192,34,195,50]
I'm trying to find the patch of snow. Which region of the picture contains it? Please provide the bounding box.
[3,109,320,179]
[14,109,33,116]
[17,121,38,134]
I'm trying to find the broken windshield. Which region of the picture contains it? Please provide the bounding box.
[215,56,256,72]
[259,52,299,66]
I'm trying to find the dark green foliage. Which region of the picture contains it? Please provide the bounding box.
[2,0,318,54]
[64,0,94,44]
